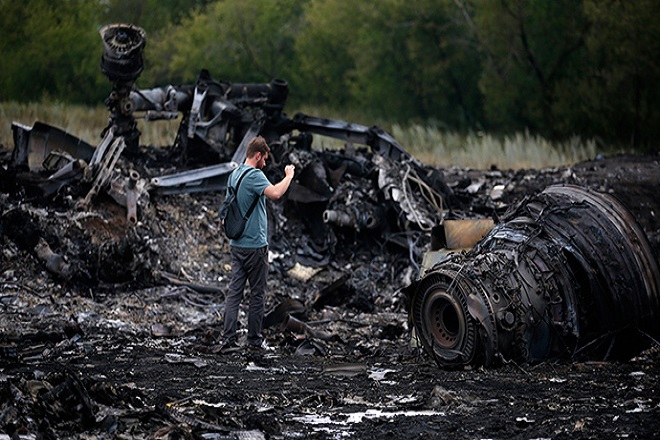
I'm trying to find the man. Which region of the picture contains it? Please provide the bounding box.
[220,135,295,352]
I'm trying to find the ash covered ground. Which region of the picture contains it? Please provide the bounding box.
[1,144,659,439]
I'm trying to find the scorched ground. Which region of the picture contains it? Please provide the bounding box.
[1,150,659,439]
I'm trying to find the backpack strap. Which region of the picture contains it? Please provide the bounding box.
[244,190,261,219]
[233,168,260,220]
[233,167,254,192]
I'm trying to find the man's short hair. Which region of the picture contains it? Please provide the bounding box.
[246,136,270,158]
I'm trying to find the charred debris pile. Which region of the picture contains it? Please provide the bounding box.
[1,24,659,372]
[407,184,660,370]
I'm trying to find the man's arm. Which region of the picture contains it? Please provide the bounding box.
[264,164,295,200]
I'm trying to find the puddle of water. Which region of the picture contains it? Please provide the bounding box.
[287,409,444,437]
[293,408,444,425]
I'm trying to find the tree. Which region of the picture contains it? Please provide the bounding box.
[581,0,660,148]
[102,0,212,35]
[296,0,483,126]
[0,0,106,103]
[293,0,360,108]
[471,0,588,138]
[142,0,307,89]
[358,0,483,126]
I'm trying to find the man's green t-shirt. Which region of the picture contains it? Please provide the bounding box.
[227,164,271,248]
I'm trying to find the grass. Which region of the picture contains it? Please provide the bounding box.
[1,101,605,170]
[0,101,180,150]
[390,124,600,170]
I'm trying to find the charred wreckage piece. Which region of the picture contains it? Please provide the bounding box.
[8,23,447,243]
[405,184,660,369]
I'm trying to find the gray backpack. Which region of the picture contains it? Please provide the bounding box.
[218,168,259,239]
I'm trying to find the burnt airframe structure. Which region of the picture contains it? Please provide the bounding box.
[405,185,660,369]
[11,23,447,236]
[5,24,660,369]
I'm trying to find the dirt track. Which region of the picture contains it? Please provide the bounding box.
[1,151,659,439]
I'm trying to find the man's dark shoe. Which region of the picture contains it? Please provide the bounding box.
[247,340,274,352]
[212,340,241,354]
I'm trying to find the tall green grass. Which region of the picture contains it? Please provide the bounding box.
[0,101,180,149]
[390,124,599,169]
[1,101,604,169]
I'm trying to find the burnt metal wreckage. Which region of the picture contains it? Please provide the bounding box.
[405,185,660,369]
[8,23,447,249]
[2,24,659,369]
[0,23,441,293]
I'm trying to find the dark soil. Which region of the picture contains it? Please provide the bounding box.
[1,149,659,439]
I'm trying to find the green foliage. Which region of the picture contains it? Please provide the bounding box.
[0,0,107,104]
[345,0,435,120]
[141,0,307,88]
[473,0,589,137]
[580,0,660,148]
[296,0,483,126]
[102,0,211,35]
[294,0,359,106]
[0,0,658,150]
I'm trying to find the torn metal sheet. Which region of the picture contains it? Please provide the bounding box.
[11,121,94,172]
[406,184,660,369]
[148,161,238,194]
[82,134,127,206]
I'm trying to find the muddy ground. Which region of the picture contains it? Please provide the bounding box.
[1,145,659,439]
